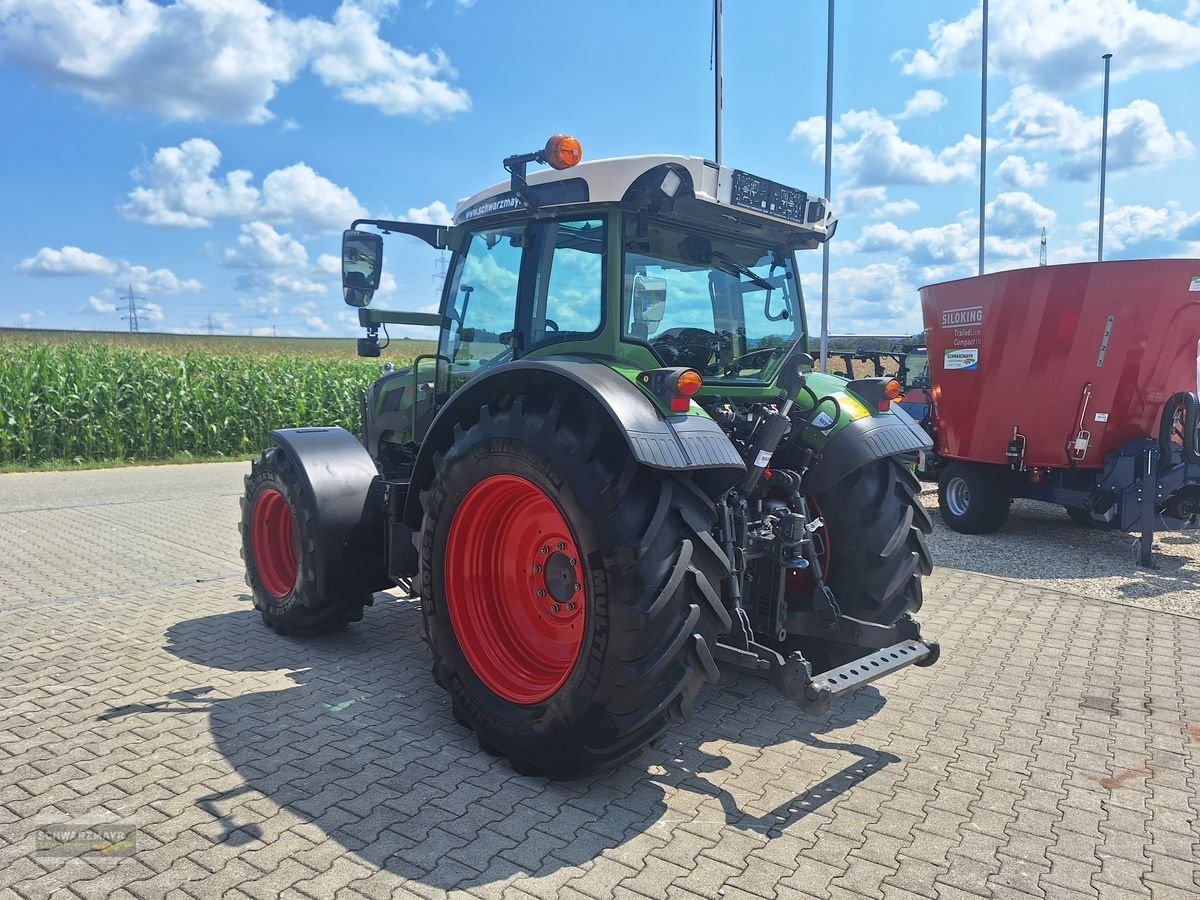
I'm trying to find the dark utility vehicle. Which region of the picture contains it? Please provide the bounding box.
[241,137,939,778]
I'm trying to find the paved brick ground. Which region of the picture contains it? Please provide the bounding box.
[1,462,1199,899]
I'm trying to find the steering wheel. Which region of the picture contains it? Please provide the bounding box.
[652,328,720,371]
[723,346,782,376]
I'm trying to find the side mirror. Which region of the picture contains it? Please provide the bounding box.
[342,230,383,308]
[633,274,667,333]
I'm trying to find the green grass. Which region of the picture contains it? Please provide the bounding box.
[0,330,436,469]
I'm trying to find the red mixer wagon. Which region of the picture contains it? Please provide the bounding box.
[915,259,1200,564]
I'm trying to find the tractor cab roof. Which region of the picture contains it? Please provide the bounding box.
[454,150,837,250]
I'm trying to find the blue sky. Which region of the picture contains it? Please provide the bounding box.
[2,0,1199,338]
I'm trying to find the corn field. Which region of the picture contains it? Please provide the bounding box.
[0,340,403,466]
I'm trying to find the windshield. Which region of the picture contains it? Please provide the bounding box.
[904,350,930,389]
[621,216,803,381]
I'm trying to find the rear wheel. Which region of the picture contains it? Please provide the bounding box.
[241,449,371,635]
[938,462,1010,534]
[418,393,731,779]
[781,456,933,671]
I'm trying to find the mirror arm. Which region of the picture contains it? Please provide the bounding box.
[351,219,449,250]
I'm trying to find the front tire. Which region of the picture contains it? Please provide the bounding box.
[418,394,731,779]
[939,462,1010,534]
[241,449,371,635]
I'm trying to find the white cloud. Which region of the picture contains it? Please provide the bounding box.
[850,219,978,266]
[997,87,1194,180]
[224,222,309,269]
[996,155,1049,188]
[897,89,947,119]
[0,0,470,123]
[805,261,924,334]
[79,296,117,315]
[307,3,470,118]
[985,192,1056,239]
[122,139,259,228]
[123,139,362,234]
[15,245,117,276]
[261,164,365,234]
[317,253,342,275]
[16,310,47,326]
[406,200,454,226]
[305,315,330,332]
[119,264,203,294]
[1100,202,1200,254]
[791,109,977,187]
[14,245,200,294]
[897,1,1200,92]
[141,302,165,323]
[876,199,920,219]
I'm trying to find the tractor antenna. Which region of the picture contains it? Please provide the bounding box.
[1039,228,1047,266]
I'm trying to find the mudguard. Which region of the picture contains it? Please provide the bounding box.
[403,356,746,527]
[269,427,390,595]
[805,404,932,494]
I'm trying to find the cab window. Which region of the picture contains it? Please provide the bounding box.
[528,218,605,349]
[441,225,525,382]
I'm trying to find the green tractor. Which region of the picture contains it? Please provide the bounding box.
[241,136,938,779]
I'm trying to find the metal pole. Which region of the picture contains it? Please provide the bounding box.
[1098,53,1113,262]
[714,0,723,166]
[978,0,988,276]
[819,0,834,373]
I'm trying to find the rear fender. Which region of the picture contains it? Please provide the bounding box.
[403,357,746,528]
[269,427,390,594]
[804,404,932,494]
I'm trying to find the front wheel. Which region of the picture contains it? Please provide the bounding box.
[939,462,1010,534]
[418,394,731,779]
[241,449,372,635]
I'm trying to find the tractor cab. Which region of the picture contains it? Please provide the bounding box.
[340,136,840,446]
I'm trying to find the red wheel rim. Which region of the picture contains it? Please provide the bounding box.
[251,488,298,599]
[445,474,587,705]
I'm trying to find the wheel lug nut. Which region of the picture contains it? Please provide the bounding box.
[551,604,560,614]
[572,583,581,593]
[569,557,577,566]
[536,589,546,598]
[533,564,542,574]
[540,546,550,554]
[556,542,566,551]
[566,602,576,611]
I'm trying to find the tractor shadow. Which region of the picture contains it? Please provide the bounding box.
[919,488,1200,602]
[135,598,893,891]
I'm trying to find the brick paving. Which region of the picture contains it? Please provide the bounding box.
[1,461,1198,899]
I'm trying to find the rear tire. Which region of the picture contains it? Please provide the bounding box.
[418,393,731,779]
[816,456,933,625]
[241,448,371,635]
[938,462,1010,534]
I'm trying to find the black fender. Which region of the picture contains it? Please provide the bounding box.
[805,404,933,494]
[269,427,390,594]
[403,356,745,528]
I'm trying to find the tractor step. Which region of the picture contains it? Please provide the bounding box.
[769,639,939,715]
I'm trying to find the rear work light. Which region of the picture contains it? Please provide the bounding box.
[639,367,703,413]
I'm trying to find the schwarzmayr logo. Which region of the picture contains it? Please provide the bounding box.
[35,822,137,857]
[940,305,983,328]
